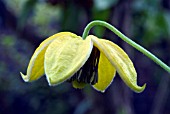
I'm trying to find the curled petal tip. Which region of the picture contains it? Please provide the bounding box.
[93,87,106,93]
[48,83,52,86]
[46,76,63,86]
[20,72,29,82]
[46,77,56,86]
[101,90,105,93]
[134,83,146,93]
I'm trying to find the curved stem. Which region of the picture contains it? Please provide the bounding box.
[82,20,170,73]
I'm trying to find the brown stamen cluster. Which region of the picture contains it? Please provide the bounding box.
[68,47,100,85]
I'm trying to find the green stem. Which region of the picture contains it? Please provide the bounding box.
[82,20,170,73]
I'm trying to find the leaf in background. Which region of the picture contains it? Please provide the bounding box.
[143,11,169,46]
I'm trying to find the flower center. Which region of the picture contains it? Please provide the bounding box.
[67,47,100,85]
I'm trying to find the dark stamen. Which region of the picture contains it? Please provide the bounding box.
[67,47,100,85]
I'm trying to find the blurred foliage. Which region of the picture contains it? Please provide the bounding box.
[0,0,170,114]
[94,0,118,10]
[132,0,170,46]
[30,2,61,36]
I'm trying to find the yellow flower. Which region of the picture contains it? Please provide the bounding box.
[20,32,146,93]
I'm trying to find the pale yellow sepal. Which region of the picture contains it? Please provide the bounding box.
[20,32,75,82]
[93,52,116,92]
[89,35,146,93]
[44,35,93,85]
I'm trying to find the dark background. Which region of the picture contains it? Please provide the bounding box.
[0,0,170,114]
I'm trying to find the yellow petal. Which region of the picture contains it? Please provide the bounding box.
[21,32,75,82]
[90,35,146,93]
[93,52,116,92]
[45,35,93,85]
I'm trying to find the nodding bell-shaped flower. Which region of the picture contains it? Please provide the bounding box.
[20,32,146,93]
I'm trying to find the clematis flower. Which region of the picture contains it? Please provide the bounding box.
[21,32,146,93]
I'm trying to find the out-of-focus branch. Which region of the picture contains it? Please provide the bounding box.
[0,0,16,29]
[150,73,170,114]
